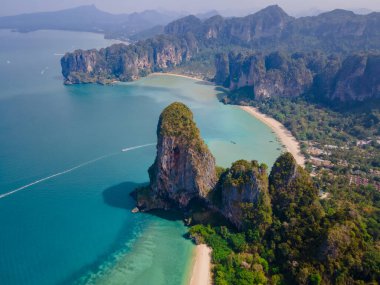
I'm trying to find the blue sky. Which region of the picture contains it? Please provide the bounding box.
[1,0,379,16]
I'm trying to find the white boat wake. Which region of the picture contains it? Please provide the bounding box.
[122,143,156,152]
[0,143,155,200]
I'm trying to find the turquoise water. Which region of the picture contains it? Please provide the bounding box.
[0,30,283,285]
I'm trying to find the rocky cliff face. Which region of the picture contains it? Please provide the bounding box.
[218,160,271,230]
[216,51,316,99]
[327,54,380,102]
[216,51,380,103]
[136,102,217,210]
[61,35,194,84]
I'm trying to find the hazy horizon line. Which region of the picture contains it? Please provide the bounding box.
[0,3,378,18]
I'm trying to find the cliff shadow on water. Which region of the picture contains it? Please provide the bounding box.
[57,182,195,285]
[102,182,148,210]
[103,181,187,222]
[214,86,234,102]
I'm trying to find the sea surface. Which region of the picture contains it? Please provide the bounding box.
[0,29,283,285]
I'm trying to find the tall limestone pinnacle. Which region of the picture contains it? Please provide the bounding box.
[137,102,217,210]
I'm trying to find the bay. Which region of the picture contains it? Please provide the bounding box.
[0,29,283,285]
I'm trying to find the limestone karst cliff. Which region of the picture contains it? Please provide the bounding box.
[215,51,380,103]
[215,51,314,99]
[61,35,195,84]
[135,102,217,210]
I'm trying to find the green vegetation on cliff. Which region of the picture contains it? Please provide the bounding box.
[218,160,272,234]
[159,102,199,139]
[138,102,216,210]
[268,154,326,284]
[221,160,267,188]
[158,102,208,154]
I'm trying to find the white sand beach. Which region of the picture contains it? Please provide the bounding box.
[240,106,305,166]
[151,72,205,82]
[189,244,212,285]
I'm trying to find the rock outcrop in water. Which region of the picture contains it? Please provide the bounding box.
[135,102,217,210]
[134,102,275,231]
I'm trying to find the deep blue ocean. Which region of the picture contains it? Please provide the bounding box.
[0,29,283,285]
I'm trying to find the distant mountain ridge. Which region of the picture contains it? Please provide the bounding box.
[0,5,182,39]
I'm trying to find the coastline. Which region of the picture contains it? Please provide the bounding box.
[188,244,212,285]
[239,106,305,166]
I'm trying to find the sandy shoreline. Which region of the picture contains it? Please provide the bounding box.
[240,106,305,166]
[151,72,206,82]
[189,244,212,285]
